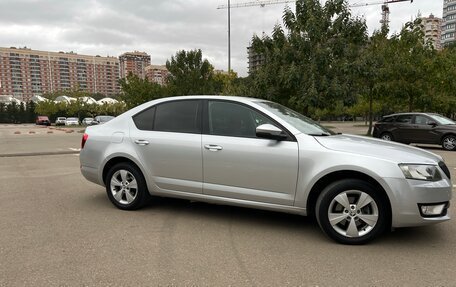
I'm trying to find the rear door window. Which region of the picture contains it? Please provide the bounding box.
[154,100,201,133]
[395,115,413,124]
[380,116,395,123]
[133,107,156,131]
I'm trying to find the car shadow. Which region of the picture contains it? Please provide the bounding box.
[144,196,317,229]
[82,192,448,246]
[412,144,444,151]
[377,225,447,246]
[144,197,446,246]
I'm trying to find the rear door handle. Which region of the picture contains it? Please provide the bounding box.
[204,144,223,151]
[134,139,149,146]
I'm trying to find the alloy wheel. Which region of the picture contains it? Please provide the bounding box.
[110,169,138,205]
[443,136,456,151]
[327,190,378,238]
[381,134,392,141]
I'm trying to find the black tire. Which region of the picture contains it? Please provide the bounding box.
[380,132,393,141]
[105,162,150,210]
[316,179,389,245]
[442,135,456,151]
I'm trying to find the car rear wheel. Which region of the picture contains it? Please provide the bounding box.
[106,163,150,210]
[442,135,456,151]
[380,132,393,141]
[316,179,389,245]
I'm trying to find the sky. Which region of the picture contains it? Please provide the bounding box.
[0,0,444,77]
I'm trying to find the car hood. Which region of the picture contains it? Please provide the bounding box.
[314,134,442,164]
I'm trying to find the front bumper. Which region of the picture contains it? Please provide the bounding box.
[385,177,452,228]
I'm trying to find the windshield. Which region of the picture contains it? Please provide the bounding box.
[256,101,336,136]
[429,114,456,125]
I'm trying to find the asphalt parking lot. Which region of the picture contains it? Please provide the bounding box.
[0,123,455,286]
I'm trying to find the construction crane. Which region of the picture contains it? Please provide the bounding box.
[351,0,413,30]
[217,0,295,72]
[217,0,294,9]
[217,0,413,71]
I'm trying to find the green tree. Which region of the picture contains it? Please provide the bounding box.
[249,0,367,115]
[384,18,435,113]
[166,49,217,96]
[353,30,390,135]
[119,73,166,109]
[426,45,456,117]
[213,71,238,95]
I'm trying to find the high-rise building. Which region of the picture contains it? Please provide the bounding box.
[119,51,151,79]
[421,14,443,50]
[0,47,120,102]
[145,65,169,86]
[247,46,265,74]
[442,0,456,46]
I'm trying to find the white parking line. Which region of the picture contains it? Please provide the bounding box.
[69,148,81,152]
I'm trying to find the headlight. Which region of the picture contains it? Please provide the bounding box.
[399,164,442,181]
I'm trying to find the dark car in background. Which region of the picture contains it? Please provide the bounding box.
[35,116,51,126]
[373,112,456,150]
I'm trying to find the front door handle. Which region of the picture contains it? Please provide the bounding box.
[204,144,223,151]
[134,139,149,146]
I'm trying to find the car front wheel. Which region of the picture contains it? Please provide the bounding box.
[105,163,150,210]
[442,135,456,151]
[316,179,389,245]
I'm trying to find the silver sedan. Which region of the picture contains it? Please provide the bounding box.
[79,96,452,244]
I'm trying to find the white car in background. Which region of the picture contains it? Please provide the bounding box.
[92,115,115,125]
[55,117,66,126]
[65,117,79,126]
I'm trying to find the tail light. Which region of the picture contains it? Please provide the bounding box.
[81,133,89,149]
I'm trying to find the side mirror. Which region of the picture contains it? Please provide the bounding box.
[91,120,99,125]
[428,121,437,127]
[256,124,288,140]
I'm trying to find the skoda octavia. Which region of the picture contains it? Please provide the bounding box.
[80,96,452,244]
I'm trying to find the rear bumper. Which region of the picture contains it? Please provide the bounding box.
[81,165,104,186]
[372,126,380,138]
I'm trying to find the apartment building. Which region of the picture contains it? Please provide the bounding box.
[421,14,442,50]
[119,51,151,79]
[247,46,265,74]
[442,0,456,46]
[145,64,169,85]
[0,47,120,102]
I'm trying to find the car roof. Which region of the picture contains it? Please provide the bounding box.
[383,112,438,118]
[125,95,269,115]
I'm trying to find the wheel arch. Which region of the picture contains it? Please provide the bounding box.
[102,156,146,186]
[306,170,392,222]
[440,132,456,144]
[380,131,394,140]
